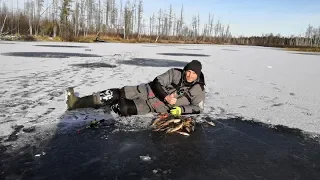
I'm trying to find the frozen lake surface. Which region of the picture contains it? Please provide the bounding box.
[0,41,319,179]
[1,41,319,137]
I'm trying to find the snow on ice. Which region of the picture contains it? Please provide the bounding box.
[0,41,320,150]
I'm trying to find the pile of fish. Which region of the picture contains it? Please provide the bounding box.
[151,113,196,136]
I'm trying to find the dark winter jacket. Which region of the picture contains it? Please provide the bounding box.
[148,68,205,114]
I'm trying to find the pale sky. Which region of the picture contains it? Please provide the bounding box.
[143,0,320,37]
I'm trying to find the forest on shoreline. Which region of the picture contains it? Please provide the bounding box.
[1,0,319,52]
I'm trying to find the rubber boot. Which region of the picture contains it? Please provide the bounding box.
[66,87,79,110]
[66,87,103,110]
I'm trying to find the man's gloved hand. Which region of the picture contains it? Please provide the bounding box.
[170,106,182,117]
[164,93,177,105]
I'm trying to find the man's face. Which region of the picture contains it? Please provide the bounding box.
[185,70,198,83]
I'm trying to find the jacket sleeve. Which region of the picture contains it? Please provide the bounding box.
[149,68,176,101]
[177,84,205,114]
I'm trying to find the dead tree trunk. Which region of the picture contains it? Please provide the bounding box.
[29,19,33,35]
[0,14,7,34]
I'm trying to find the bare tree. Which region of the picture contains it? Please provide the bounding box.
[105,0,110,29]
[197,13,200,37]
[192,15,197,39]
[35,0,44,35]
[149,13,155,36]
[163,10,168,36]
[225,24,231,43]
[172,13,176,37]
[209,13,214,37]
[0,14,7,34]
[79,0,86,36]
[179,4,184,36]
[86,0,94,32]
[220,24,225,40]
[156,8,162,41]
[0,1,8,34]
[168,5,173,37]
[130,1,134,35]
[52,0,59,37]
[214,19,220,37]
[26,0,35,35]
[60,0,73,40]
[305,24,313,38]
[16,0,20,35]
[119,0,123,29]
[11,0,13,33]
[73,0,80,36]
[137,0,143,39]
[176,16,180,37]
[317,26,320,39]
[110,0,117,29]
[149,15,152,36]
[96,0,101,32]
[141,18,146,35]
[202,24,207,41]
[124,0,132,39]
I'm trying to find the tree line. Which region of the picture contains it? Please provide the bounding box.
[0,0,231,42]
[230,24,320,48]
[0,0,319,47]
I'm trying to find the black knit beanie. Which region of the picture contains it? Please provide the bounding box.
[183,60,202,77]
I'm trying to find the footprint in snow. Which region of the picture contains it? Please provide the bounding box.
[43,108,56,116]
[271,103,284,107]
[302,112,312,116]
[238,106,247,108]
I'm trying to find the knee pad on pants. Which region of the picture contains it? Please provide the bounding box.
[100,88,125,105]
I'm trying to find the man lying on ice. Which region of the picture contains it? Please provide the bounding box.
[66,60,205,117]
